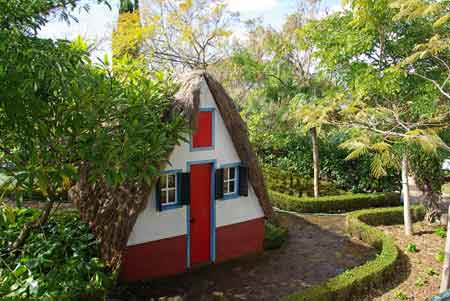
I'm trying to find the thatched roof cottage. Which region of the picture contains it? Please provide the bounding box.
[120,71,273,281]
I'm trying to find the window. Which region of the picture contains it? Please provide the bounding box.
[223,167,237,195]
[160,174,177,205]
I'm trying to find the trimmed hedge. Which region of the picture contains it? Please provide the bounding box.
[270,190,401,214]
[282,206,425,301]
[264,166,341,197]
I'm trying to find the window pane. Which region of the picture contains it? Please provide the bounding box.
[161,191,168,204]
[229,167,235,179]
[168,174,175,188]
[224,168,229,181]
[168,189,176,203]
[160,175,167,188]
[229,181,235,194]
[223,182,229,194]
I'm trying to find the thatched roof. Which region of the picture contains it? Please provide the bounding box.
[174,70,273,218]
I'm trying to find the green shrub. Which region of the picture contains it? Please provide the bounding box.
[406,243,418,253]
[0,206,113,300]
[264,221,289,250]
[435,226,446,238]
[282,206,425,301]
[436,250,445,263]
[270,190,401,214]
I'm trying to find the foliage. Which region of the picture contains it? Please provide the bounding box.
[138,0,239,71]
[414,276,428,287]
[248,111,400,193]
[300,0,450,178]
[0,0,187,203]
[264,166,340,197]
[394,290,408,300]
[436,250,445,263]
[264,221,289,251]
[0,206,113,299]
[405,243,418,253]
[1,0,188,272]
[270,190,401,214]
[282,206,425,301]
[435,226,447,238]
[426,267,438,276]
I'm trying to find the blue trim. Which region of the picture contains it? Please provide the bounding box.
[189,108,216,152]
[220,162,240,200]
[185,159,217,265]
[159,169,183,211]
[186,205,191,268]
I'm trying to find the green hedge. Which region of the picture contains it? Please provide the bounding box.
[282,206,425,301]
[270,190,401,214]
[264,166,341,197]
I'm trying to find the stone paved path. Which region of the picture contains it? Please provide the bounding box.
[110,213,376,301]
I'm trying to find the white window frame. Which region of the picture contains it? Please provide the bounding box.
[223,167,237,196]
[160,174,177,205]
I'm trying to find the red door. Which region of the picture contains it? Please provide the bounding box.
[190,163,211,266]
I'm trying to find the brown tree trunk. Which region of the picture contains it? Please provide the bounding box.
[69,163,152,271]
[423,182,442,224]
[311,127,320,198]
[11,199,55,251]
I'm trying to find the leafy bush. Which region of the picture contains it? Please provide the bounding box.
[282,206,425,301]
[406,243,418,253]
[436,250,445,263]
[435,226,446,238]
[270,190,401,214]
[264,221,288,250]
[0,206,113,300]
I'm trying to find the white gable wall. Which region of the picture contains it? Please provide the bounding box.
[127,79,264,247]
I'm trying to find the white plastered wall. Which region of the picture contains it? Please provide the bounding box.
[127,78,264,247]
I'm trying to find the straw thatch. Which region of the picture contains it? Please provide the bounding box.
[175,70,273,217]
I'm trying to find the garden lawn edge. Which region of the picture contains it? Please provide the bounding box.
[281,206,425,301]
[270,190,401,214]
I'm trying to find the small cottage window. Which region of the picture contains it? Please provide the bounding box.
[223,167,237,195]
[160,174,177,205]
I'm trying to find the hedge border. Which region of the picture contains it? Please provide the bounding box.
[281,206,425,301]
[270,190,401,214]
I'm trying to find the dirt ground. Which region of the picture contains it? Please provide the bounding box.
[110,213,376,301]
[368,222,445,301]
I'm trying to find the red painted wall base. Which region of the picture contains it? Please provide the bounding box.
[216,218,265,263]
[120,235,187,282]
[120,218,265,282]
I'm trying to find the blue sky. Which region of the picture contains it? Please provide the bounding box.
[39,0,342,60]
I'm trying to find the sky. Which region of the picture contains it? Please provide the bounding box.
[39,0,342,60]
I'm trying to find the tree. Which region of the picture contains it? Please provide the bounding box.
[136,0,239,72]
[0,0,187,270]
[302,0,450,235]
[224,1,327,198]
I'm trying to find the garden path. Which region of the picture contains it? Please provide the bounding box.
[110,213,376,301]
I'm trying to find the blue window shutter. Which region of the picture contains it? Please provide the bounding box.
[178,172,190,205]
[155,178,162,211]
[239,166,248,196]
[215,168,224,199]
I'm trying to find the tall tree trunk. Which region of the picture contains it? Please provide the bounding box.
[402,154,413,236]
[440,204,450,293]
[311,127,320,198]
